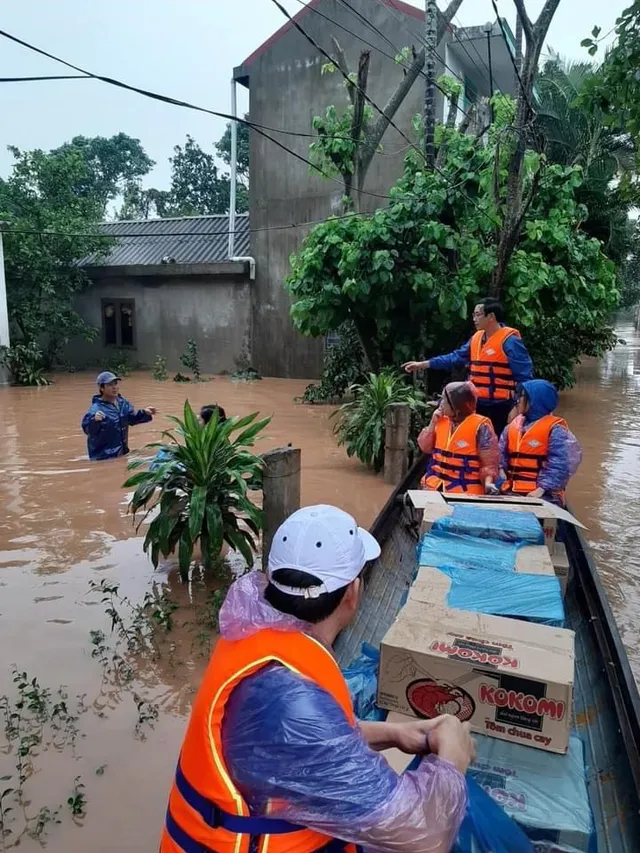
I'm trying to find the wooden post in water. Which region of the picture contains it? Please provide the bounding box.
[384,403,411,485]
[262,446,302,572]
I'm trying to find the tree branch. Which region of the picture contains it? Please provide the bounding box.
[533,0,562,40]
[331,37,355,105]
[436,90,460,168]
[512,0,533,43]
[442,0,465,26]
[349,51,370,209]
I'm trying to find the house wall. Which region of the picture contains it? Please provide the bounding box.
[242,0,446,379]
[66,272,252,375]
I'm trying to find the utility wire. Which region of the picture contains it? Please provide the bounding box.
[452,15,493,78]
[293,0,478,127]
[490,0,536,120]
[275,0,503,230]
[0,28,399,153]
[0,28,412,205]
[268,0,423,159]
[0,74,90,82]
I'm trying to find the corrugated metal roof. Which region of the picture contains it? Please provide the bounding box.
[81,213,250,267]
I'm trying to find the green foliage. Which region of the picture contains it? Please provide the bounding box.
[288,103,620,389]
[51,134,154,213]
[215,115,250,185]
[0,342,51,386]
[0,145,114,361]
[180,338,202,381]
[581,5,640,136]
[332,371,426,472]
[123,402,269,578]
[536,58,635,267]
[152,355,169,381]
[105,348,132,378]
[301,323,364,403]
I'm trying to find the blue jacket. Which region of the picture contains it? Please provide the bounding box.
[429,329,533,404]
[81,394,152,461]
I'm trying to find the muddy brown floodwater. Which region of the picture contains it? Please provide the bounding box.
[0,327,639,851]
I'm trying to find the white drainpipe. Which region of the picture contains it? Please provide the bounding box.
[228,78,238,260]
[230,256,256,280]
[228,77,255,281]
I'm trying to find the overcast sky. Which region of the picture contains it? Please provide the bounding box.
[0,0,625,190]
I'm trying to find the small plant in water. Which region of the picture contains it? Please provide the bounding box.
[173,371,191,383]
[133,694,159,740]
[124,401,269,580]
[152,355,168,381]
[27,805,62,842]
[0,783,15,845]
[67,777,86,819]
[180,338,202,381]
[105,348,131,378]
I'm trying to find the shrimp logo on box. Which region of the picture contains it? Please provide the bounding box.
[406,679,475,722]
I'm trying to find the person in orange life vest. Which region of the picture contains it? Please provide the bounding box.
[418,381,499,495]
[499,379,583,507]
[160,505,473,853]
[403,297,533,436]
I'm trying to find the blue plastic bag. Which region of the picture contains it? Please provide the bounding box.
[439,565,565,626]
[418,532,518,573]
[454,776,535,853]
[341,643,386,721]
[432,505,544,546]
[404,758,533,853]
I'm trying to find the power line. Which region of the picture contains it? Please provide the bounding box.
[292,0,478,127]
[268,0,423,160]
[490,0,536,121]
[0,28,411,205]
[0,74,90,82]
[0,28,398,153]
[452,15,493,78]
[275,0,503,229]
[0,209,377,241]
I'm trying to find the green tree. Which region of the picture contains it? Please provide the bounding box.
[287,113,619,390]
[0,145,113,368]
[535,57,635,266]
[216,115,250,185]
[52,133,154,213]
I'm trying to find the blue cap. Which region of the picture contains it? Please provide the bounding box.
[96,371,120,386]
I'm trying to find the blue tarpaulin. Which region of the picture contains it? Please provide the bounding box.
[432,505,544,546]
[418,532,518,574]
[468,733,594,853]
[436,565,565,627]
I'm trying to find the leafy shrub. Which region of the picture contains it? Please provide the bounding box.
[105,349,131,378]
[124,401,269,579]
[180,339,201,381]
[0,342,51,386]
[301,323,364,404]
[332,371,426,472]
[152,356,168,381]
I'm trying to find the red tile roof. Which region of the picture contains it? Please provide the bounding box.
[240,0,425,68]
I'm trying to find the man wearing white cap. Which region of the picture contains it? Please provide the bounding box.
[160,505,472,853]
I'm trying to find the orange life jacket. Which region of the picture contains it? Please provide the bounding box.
[160,628,360,853]
[468,327,520,401]
[502,414,568,500]
[422,413,492,494]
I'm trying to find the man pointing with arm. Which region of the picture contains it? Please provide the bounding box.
[403,297,533,436]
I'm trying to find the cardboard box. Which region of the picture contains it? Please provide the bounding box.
[408,491,585,550]
[515,546,555,576]
[380,711,418,774]
[378,603,574,754]
[551,541,570,595]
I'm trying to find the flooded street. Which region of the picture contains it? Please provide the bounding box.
[0,374,390,851]
[560,321,640,686]
[1,326,639,850]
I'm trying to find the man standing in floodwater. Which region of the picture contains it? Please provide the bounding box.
[403,297,533,436]
[81,371,156,461]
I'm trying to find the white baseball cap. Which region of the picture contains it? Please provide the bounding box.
[267,505,381,598]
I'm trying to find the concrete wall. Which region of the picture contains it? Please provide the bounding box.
[67,268,251,375]
[239,0,446,378]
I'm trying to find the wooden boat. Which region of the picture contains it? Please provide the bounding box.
[335,458,640,852]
